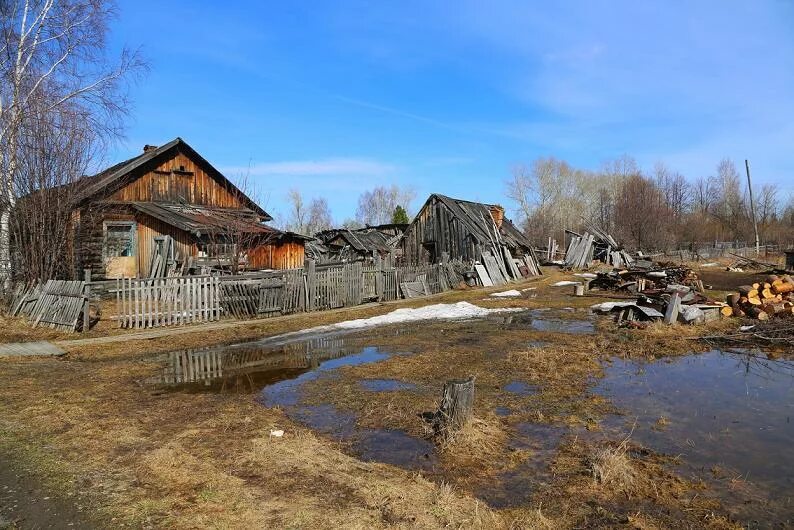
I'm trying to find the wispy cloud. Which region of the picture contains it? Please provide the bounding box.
[222,157,395,177]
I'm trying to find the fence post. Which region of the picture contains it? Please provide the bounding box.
[375,254,384,301]
[82,269,91,333]
[304,259,316,312]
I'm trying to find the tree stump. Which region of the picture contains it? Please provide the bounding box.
[432,377,475,441]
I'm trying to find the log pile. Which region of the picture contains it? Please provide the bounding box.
[724,275,794,320]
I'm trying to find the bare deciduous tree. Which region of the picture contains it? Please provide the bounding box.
[306,197,333,235]
[0,0,145,283]
[283,189,333,236]
[355,185,415,226]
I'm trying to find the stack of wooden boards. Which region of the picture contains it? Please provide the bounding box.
[473,250,541,288]
[564,225,633,270]
[727,275,794,320]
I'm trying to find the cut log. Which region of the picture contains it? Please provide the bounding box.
[726,293,740,307]
[772,282,794,295]
[745,306,769,320]
[761,288,774,299]
[762,302,788,315]
[720,306,733,317]
[738,285,758,298]
[747,297,762,306]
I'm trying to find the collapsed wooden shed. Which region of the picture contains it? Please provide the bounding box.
[68,138,306,279]
[401,194,534,264]
[314,224,407,262]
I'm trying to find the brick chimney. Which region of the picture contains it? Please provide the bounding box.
[489,205,504,228]
[142,144,158,153]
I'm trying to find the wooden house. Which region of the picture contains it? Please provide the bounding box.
[401,194,534,264]
[70,138,306,279]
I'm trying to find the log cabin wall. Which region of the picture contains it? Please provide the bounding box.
[76,205,136,279]
[248,240,305,270]
[401,197,481,264]
[108,149,245,208]
[75,206,197,279]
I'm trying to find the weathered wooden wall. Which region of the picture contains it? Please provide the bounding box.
[108,149,245,209]
[136,213,196,276]
[248,240,305,270]
[401,197,480,264]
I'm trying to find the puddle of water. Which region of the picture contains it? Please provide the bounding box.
[359,379,416,392]
[596,349,794,525]
[503,381,537,395]
[259,346,392,407]
[353,429,436,470]
[478,423,566,508]
[494,406,512,417]
[490,310,595,334]
[151,333,392,394]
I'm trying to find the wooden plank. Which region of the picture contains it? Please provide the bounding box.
[474,264,492,286]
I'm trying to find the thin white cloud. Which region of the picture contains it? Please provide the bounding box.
[222,157,395,177]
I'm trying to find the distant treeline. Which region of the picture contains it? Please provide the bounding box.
[506,155,793,252]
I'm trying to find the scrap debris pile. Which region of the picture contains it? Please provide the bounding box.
[591,283,720,328]
[563,223,633,269]
[725,254,780,272]
[725,275,794,321]
[586,262,702,294]
[590,265,794,327]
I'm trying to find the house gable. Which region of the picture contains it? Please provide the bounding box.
[78,138,271,220]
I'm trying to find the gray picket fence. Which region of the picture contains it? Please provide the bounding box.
[114,260,465,329]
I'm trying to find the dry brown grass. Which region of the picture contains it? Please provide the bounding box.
[589,437,637,493]
[0,267,765,528]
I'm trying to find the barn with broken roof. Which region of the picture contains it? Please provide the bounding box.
[69,137,307,279]
[401,194,535,264]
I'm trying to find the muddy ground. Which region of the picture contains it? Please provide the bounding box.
[0,266,789,528]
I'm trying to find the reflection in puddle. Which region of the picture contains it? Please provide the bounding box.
[154,335,365,393]
[490,310,595,334]
[596,349,794,525]
[359,379,416,392]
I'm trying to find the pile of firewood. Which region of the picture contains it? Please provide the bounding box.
[726,275,794,320]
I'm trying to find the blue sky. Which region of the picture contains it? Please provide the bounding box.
[108,0,794,222]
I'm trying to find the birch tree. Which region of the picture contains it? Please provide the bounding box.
[0,0,144,283]
[355,185,415,226]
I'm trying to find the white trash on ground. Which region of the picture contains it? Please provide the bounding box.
[490,290,522,297]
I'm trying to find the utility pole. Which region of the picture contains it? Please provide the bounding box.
[745,159,760,257]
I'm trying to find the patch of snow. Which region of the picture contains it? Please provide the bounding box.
[490,289,521,297]
[521,287,537,292]
[739,325,755,332]
[323,302,518,331]
[574,273,597,278]
[552,281,579,287]
[701,262,718,267]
